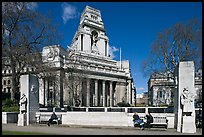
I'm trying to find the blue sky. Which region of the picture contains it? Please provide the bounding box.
[34,2,202,94]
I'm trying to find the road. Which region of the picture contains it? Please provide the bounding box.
[2,124,202,135]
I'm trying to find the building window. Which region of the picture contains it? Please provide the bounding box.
[3,80,6,85]
[105,41,107,56]
[4,70,6,74]
[7,87,11,93]
[8,80,10,85]
[32,68,34,71]
[81,34,83,51]
[4,88,6,93]
[8,70,11,73]
[159,91,163,98]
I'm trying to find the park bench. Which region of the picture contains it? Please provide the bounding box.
[133,115,168,129]
[36,113,62,125]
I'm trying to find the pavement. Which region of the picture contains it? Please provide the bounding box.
[2,123,203,135]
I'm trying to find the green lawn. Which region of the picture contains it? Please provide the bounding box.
[2,130,53,135]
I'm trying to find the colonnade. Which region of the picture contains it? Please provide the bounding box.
[39,77,133,107]
[78,78,132,107]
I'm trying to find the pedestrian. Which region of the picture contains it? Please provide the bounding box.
[48,112,58,126]
[133,112,144,130]
[145,112,153,128]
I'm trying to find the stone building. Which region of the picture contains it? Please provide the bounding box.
[148,69,202,107]
[148,73,175,106]
[194,69,202,108]
[2,6,136,107]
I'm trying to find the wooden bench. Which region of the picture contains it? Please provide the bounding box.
[133,116,168,129]
[36,114,62,125]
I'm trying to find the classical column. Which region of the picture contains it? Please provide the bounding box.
[127,80,131,104]
[86,79,90,107]
[45,79,48,106]
[78,81,82,107]
[95,79,98,106]
[102,80,106,107]
[110,81,113,107]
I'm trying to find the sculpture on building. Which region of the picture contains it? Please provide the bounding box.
[181,88,194,113]
[91,30,99,54]
[19,93,27,114]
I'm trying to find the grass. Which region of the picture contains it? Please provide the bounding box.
[2,130,54,135]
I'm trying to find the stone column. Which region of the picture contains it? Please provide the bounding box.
[45,79,48,106]
[38,78,44,106]
[86,79,90,107]
[95,79,98,106]
[79,81,82,107]
[110,81,113,107]
[127,80,132,104]
[102,80,106,107]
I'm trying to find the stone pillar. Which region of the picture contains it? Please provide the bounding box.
[79,81,82,107]
[175,61,196,133]
[110,81,113,107]
[55,71,62,107]
[38,78,44,106]
[44,79,48,106]
[102,80,106,107]
[95,79,98,106]
[86,79,90,107]
[127,80,132,104]
[18,74,39,126]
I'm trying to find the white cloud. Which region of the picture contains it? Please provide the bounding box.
[61,3,79,24]
[136,87,145,91]
[109,46,119,59]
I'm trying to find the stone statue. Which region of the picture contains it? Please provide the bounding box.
[181,88,194,113]
[19,93,27,114]
[91,31,99,54]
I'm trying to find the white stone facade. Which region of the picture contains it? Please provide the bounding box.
[38,6,135,107]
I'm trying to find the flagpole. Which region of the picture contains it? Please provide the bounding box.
[120,47,122,69]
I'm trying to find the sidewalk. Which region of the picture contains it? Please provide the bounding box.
[2,123,202,135]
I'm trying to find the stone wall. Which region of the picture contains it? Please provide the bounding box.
[2,112,19,124]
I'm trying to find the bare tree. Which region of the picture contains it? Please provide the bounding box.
[63,49,88,107]
[142,18,202,82]
[2,2,62,100]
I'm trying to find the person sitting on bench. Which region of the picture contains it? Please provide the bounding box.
[145,112,153,128]
[133,112,144,130]
[48,112,58,126]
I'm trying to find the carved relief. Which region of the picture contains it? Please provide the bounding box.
[19,94,27,114]
[47,48,58,61]
[181,88,194,112]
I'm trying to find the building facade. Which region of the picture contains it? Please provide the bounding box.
[2,6,136,107]
[148,69,202,107]
[148,73,175,107]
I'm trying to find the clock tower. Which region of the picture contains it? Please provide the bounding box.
[70,6,109,57]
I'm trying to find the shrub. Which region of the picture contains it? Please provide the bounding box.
[117,102,130,107]
[2,99,19,112]
[2,106,19,112]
